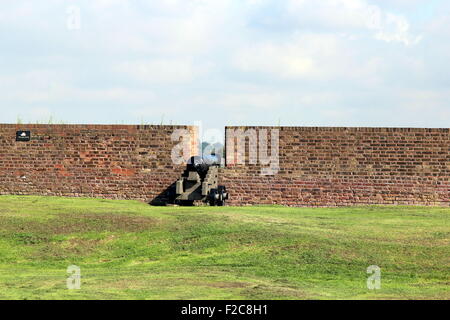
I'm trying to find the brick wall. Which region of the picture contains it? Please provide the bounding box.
[221,126,450,206]
[1,124,449,206]
[0,124,197,202]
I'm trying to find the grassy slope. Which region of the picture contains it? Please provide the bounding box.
[0,195,448,300]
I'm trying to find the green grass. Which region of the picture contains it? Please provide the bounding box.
[0,195,448,300]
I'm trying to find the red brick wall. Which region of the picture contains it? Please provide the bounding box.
[221,126,450,206]
[0,124,198,202]
[1,124,449,206]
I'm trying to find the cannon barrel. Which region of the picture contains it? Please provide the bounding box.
[187,155,221,179]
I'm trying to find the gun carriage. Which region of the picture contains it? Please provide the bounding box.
[174,156,228,206]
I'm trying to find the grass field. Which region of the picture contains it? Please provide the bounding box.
[0,195,448,300]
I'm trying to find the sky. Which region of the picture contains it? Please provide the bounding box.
[1,0,449,133]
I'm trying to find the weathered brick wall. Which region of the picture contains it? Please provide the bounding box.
[221,126,450,206]
[1,124,449,206]
[0,124,197,202]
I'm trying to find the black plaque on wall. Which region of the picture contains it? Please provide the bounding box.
[16,131,31,142]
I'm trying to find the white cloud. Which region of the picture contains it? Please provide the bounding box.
[0,71,156,105]
[233,41,315,79]
[287,0,421,45]
[231,0,423,81]
[82,0,237,56]
[114,59,214,84]
[216,92,286,110]
[232,33,355,80]
[371,12,422,45]
[0,0,448,127]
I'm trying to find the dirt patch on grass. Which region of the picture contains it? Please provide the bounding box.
[50,214,159,234]
[0,213,159,237]
[205,281,250,289]
[30,235,123,260]
[242,284,308,299]
[97,276,251,290]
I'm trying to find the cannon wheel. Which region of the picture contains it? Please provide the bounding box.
[208,189,218,206]
[217,186,227,206]
[208,191,218,206]
[208,188,226,206]
[209,199,225,206]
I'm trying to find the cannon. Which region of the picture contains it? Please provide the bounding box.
[174,155,228,206]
